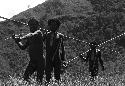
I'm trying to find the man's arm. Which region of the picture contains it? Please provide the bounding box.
[20,30,43,39]
[20,33,33,39]
[12,34,29,50]
[97,50,104,71]
[60,36,66,61]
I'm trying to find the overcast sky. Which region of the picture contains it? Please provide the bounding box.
[0,0,46,21]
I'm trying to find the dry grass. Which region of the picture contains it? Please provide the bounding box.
[0,70,125,86]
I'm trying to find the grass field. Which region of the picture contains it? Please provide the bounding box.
[0,66,125,86]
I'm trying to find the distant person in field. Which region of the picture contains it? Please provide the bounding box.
[12,18,45,85]
[79,41,104,81]
[44,19,66,85]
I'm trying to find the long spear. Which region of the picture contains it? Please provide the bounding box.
[0,15,89,44]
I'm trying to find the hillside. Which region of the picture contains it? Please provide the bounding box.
[0,0,125,85]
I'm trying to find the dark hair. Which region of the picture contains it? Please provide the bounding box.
[48,19,61,32]
[28,18,39,32]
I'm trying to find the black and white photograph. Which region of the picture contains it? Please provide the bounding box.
[0,0,125,85]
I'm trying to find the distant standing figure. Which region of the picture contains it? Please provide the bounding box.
[79,41,104,81]
[12,18,45,85]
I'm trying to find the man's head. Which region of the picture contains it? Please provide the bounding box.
[89,41,98,50]
[48,19,61,32]
[28,18,39,33]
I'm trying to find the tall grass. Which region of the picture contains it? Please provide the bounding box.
[1,70,125,86]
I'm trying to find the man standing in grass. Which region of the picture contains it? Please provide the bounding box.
[44,19,66,85]
[79,41,104,81]
[12,18,45,85]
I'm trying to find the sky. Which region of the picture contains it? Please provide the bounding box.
[0,0,46,21]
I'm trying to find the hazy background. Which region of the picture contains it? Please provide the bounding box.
[0,0,46,21]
